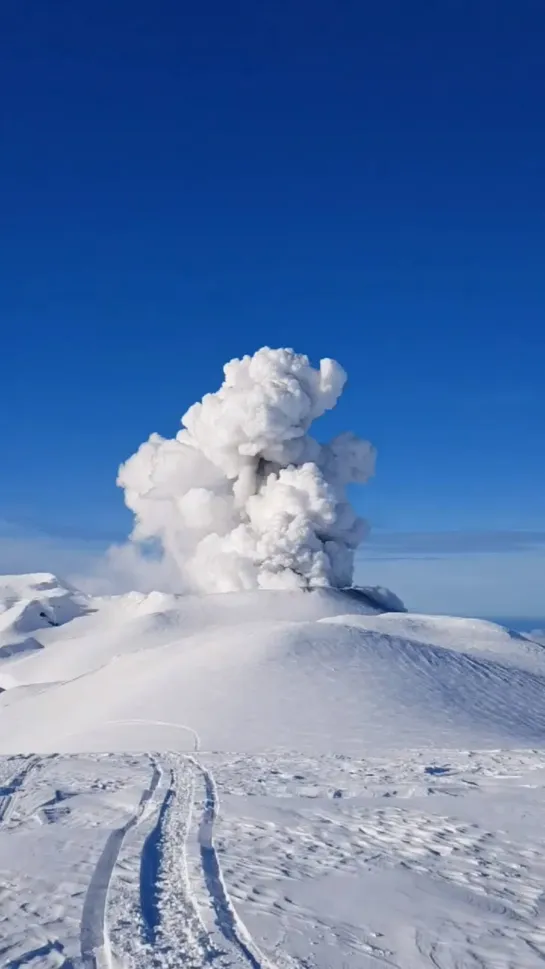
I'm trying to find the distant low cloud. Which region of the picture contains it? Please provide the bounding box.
[1,519,544,622]
[362,529,545,559]
[357,530,545,619]
[0,520,106,582]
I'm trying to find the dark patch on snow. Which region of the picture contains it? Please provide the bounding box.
[0,637,44,660]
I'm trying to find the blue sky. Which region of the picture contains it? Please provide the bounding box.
[1,2,544,616]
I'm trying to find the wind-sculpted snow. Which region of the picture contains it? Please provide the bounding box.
[2,750,545,969]
[116,347,375,593]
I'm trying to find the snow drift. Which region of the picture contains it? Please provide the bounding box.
[116,347,375,593]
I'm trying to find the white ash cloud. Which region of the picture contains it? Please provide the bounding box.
[117,347,375,593]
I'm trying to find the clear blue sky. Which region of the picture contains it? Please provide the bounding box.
[1,1,544,616]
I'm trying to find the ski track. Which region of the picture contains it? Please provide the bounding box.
[80,755,162,969]
[0,756,43,825]
[105,719,201,753]
[188,754,275,969]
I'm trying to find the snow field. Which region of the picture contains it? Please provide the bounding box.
[2,750,545,968]
[2,576,545,966]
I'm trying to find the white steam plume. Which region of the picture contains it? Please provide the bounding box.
[117,347,375,593]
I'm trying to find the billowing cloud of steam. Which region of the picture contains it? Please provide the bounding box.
[117,347,375,593]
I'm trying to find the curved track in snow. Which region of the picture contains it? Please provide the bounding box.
[188,754,275,969]
[95,721,215,967]
[80,756,162,969]
[137,759,216,968]
[105,719,201,752]
[0,722,278,969]
[99,716,277,969]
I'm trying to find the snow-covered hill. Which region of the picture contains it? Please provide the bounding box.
[1,574,545,969]
[1,573,544,755]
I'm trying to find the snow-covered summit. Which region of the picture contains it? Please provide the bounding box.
[0,572,91,623]
[0,572,93,669]
[0,573,544,756]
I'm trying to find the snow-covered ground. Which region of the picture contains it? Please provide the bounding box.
[1,573,545,968]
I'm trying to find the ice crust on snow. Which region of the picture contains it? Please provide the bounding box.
[116,347,376,593]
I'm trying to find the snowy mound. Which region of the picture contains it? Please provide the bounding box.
[1,576,544,755]
[0,573,93,668]
[321,611,545,667]
[0,573,92,630]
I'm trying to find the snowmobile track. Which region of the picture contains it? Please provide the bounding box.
[80,756,162,969]
[189,755,275,969]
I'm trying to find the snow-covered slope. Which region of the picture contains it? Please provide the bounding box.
[0,574,544,754]
[0,573,91,628]
[2,574,545,969]
[0,572,92,663]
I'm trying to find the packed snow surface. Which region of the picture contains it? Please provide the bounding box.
[1,573,545,968]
